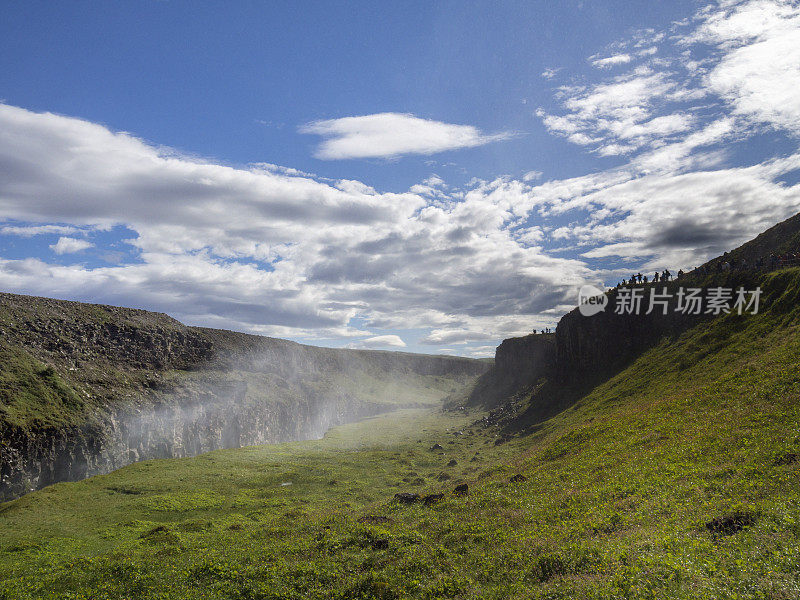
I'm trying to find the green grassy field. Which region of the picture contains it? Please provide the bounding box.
[2,272,800,599]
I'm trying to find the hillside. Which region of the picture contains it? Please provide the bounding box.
[0,293,489,501]
[1,266,799,598]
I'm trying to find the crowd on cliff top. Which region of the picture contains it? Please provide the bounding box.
[613,251,800,288]
[530,251,800,335]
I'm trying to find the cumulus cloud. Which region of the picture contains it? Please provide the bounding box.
[49,237,94,254]
[0,104,586,346]
[563,156,800,268]
[299,112,512,160]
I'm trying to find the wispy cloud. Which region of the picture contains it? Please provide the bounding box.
[537,0,800,162]
[299,112,513,160]
[1,224,82,237]
[591,53,633,68]
[353,335,407,349]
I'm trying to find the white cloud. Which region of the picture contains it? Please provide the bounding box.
[537,0,800,159]
[541,67,562,80]
[538,69,689,156]
[700,1,800,134]
[466,345,499,358]
[299,113,512,160]
[1,224,82,237]
[553,154,800,269]
[49,237,93,254]
[0,104,586,346]
[356,335,407,349]
[522,170,543,182]
[419,329,493,345]
[612,113,695,140]
[591,53,633,68]
[3,93,798,346]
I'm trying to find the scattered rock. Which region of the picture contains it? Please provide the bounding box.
[447,459,458,467]
[371,538,389,550]
[437,473,451,481]
[510,474,527,483]
[453,484,469,496]
[394,492,420,504]
[775,452,799,466]
[141,524,170,537]
[430,443,443,451]
[705,511,757,535]
[423,493,444,506]
[358,515,394,525]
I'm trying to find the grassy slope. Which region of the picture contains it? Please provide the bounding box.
[2,272,800,598]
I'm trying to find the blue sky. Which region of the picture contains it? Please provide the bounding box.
[1,0,699,189]
[1,0,800,356]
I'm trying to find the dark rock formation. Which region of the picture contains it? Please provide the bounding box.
[394,492,420,504]
[464,333,555,408]
[453,484,468,496]
[358,515,394,525]
[705,512,757,536]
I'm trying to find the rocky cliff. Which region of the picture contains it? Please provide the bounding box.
[0,293,489,501]
[463,333,555,408]
[463,211,800,420]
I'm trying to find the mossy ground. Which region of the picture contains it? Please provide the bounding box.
[2,272,800,598]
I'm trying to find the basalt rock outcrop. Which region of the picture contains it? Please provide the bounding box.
[0,292,489,502]
[465,273,756,415]
[465,333,555,408]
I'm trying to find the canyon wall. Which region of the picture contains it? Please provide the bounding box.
[0,292,488,501]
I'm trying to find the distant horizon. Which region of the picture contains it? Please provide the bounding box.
[2,0,799,357]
